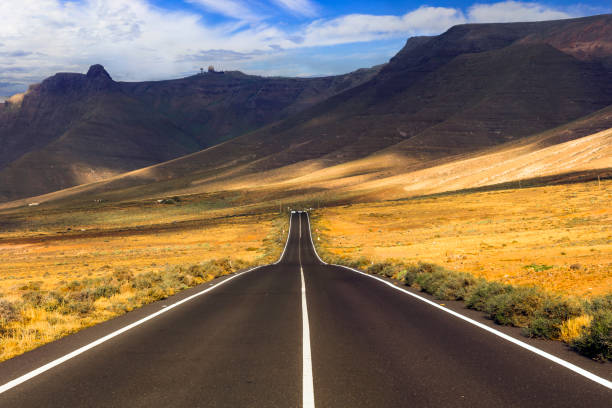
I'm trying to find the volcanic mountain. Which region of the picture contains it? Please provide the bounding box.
[0,65,379,201]
[1,13,612,204]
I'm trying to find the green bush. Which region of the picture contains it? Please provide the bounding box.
[483,286,542,327]
[433,272,478,301]
[324,252,612,361]
[415,268,449,296]
[132,272,162,290]
[402,265,421,286]
[572,311,612,361]
[346,256,370,269]
[62,300,94,316]
[366,262,397,278]
[524,296,582,339]
[93,284,120,299]
[587,294,612,314]
[465,280,511,311]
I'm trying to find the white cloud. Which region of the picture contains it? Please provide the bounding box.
[300,7,466,46]
[271,0,318,17]
[0,0,591,96]
[186,0,263,22]
[0,0,275,84]
[468,1,572,23]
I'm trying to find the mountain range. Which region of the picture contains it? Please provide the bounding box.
[1,13,611,204]
[0,64,378,201]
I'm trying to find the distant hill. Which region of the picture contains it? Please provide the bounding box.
[3,102,609,212]
[65,13,611,194]
[1,13,612,204]
[0,64,379,201]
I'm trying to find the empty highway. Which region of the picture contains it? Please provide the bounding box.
[0,212,610,407]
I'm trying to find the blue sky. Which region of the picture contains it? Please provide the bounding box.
[0,0,610,98]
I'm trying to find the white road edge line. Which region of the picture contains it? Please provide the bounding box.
[301,268,315,408]
[304,212,612,390]
[275,213,293,264]
[305,213,325,264]
[0,213,295,395]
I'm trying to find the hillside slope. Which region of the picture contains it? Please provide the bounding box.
[56,14,612,199]
[0,65,379,201]
[91,14,612,190]
[2,14,612,204]
[3,100,610,212]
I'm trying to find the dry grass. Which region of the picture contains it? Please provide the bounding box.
[0,201,287,361]
[560,314,593,343]
[313,180,611,298]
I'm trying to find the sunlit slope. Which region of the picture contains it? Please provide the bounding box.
[354,127,612,199]
[1,103,610,211]
[0,65,379,201]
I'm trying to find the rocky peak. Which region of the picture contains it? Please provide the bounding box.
[37,64,116,95]
[86,64,113,81]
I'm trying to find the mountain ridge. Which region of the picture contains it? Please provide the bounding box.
[0,64,380,201]
[1,13,612,203]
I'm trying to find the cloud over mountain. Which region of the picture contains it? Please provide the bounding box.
[0,0,599,97]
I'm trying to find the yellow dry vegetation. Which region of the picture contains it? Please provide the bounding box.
[1,218,277,291]
[314,180,612,298]
[0,203,287,361]
[560,315,593,343]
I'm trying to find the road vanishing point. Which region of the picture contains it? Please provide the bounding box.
[0,212,610,407]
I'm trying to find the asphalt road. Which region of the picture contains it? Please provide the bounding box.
[0,212,610,407]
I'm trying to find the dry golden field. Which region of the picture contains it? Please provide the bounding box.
[0,200,287,361]
[312,180,611,298]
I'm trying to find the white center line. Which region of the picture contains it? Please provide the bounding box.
[299,213,315,408]
[301,266,315,408]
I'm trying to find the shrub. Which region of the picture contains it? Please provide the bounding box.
[132,272,162,290]
[146,287,169,301]
[523,264,553,272]
[66,280,82,291]
[402,265,422,286]
[346,256,370,269]
[199,258,234,277]
[465,280,511,311]
[572,311,612,361]
[483,286,542,327]
[415,268,449,296]
[366,262,396,278]
[19,281,42,291]
[323,252,612,361]
[587,294,612,314]
[524,296,583,339]
[0,300,21,323]
[113,267,134,282]
[22,291,46,307]
[43,291,65,312]
[64,301,94,316]
[67,289,93,302]
[433,272,478,301]
[93,284,120,299]
[417,262,439,274]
